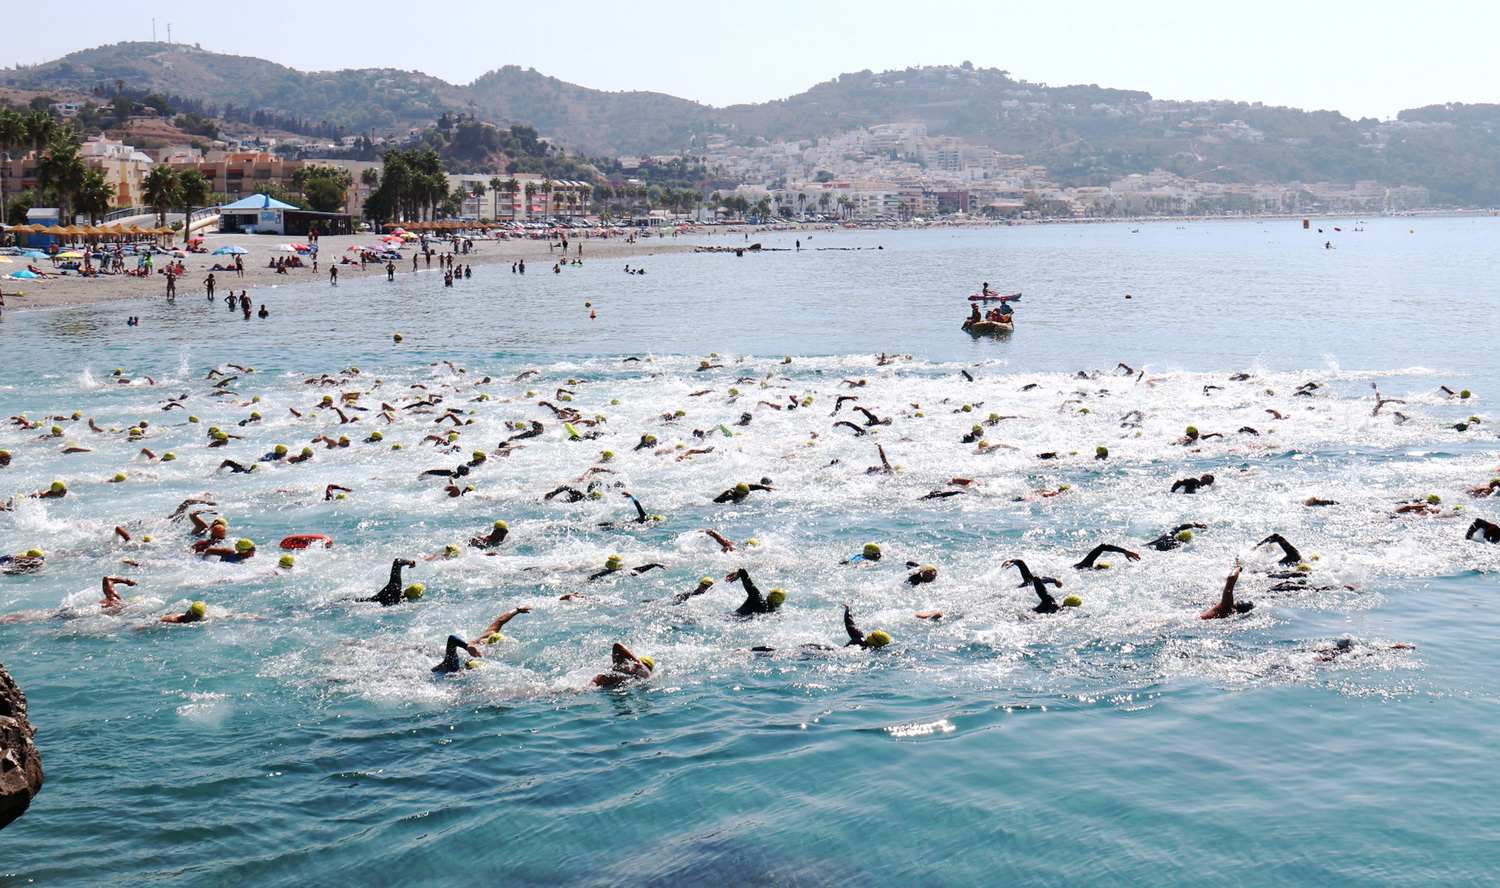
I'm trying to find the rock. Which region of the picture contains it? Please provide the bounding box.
[0,662,43,830]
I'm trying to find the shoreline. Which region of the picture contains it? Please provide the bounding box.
[1,230,701,312]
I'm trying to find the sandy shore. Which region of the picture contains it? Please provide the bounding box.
[1,229,702,310]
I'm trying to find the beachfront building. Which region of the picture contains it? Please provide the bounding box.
[79,137,155,207]
[217,193,351,237]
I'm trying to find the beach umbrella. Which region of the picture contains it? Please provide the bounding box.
[169,250,188,258]
[0,257,13,264]
[54,251,84,259]
[292,244,314,252]
[213,246,249,255]
[271,244,300,252]
[22,250,48,259]
[9,269,39,279]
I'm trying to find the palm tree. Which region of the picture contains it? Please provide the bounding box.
[142,165,182,228]
[23,110,55,157]
[489,176,502,220]
[470,181,486,219]
[541,177,554,220]
[76,168,116,224]
[523,183,537,221]
[178,169,212,240]
[503,177,520,221]
[0,108,25,220]
[35,128,87,223]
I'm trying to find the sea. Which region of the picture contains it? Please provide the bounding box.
[1,216,1498,887]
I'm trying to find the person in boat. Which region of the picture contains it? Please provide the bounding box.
[981,282,997,298]
[969,302,982,323]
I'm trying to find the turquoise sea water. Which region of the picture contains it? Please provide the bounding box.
[2,217,1499,886]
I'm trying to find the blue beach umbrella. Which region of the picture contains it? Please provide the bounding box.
[22,250,48,259]
[213,245,249,255]
[9,269,40,279]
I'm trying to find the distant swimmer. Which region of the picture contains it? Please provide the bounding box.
[669,577,716,604]
[588,556,668,581]
[1146,524,1206,551]
[1200,561,1253,619]
[725,568,787,615]
[1073,544,1141,570]
[469,520,510,549]
[713,481,775,503]
[843,543,883,564]
[201,538,258,563]
[161,600,209,624]
[432,635,482,674]
[0,548,47,574]
[1313,636,1415,662]
[364,558,418,606]
[842,604,892,649]
[469,606,532,645]
[1466,479,1500,498]
[701,529,737,552]
[591,642,655,687]
[1255,533,1303,565]
[1170,474,1215,494]
[1465,518,1500,543]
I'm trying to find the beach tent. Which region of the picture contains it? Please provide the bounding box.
[9,269,39,279]
[213,246,249,255]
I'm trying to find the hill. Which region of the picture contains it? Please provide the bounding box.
[7,43,1500,204]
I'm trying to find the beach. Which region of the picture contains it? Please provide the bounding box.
[2,228,701,310]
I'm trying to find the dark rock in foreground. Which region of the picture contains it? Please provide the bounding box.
[0,662,43,830]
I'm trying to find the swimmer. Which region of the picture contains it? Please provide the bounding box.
[201,538,257,563]
[1464,479,1500,498]
[161,600,208,624]
[99,576,138,609]
[0,549,47,574]
[725,568,786,615]
[325,485,353,501]
[469,606,533,645]
[865,444,895,475]
[842,605,892,649]
[701,529,737,552]
[591,642,655,687]
[1465,518,1500,543]
[1200,561,1253,619]
[1073,544,1142,570]
[588,557,668,581]
[1002,559,1062,592]
[469,520,510,549]
[1170,474,1215,494]
[1146,524,1207,551]
[1255,533,1303,565]
[843,543,883,564]
[432,635,482,674]
[1313,637,1415,662]
[713,481,774,503]
[216,459,256,474]
[363,558,418,606]
[906,565,938,586]
[669,577,716,604]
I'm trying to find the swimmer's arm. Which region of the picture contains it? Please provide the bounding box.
[703,530,736,552]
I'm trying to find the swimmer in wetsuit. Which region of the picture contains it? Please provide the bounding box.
[906,565,938,586]
[1466,518,1500,543]
[1255,533,1302,564]
[364,558,417,606]
[1170,474,1215,494]
[432,635,482,674]
[591,642,655,687]
[842,605,892,648]
[725,568,786,615]
[1200,561,1253,619]
[161,601,208,624]
[1146,524,1206,551]
[1002,559,1062,593]
[1073,544,1142,570]
[713,481,775,503]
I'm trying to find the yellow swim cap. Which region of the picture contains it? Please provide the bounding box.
[234,539,255,553]
[162,452,177,461]
[734,482,751,496]
[865,630,892,648]
[24,549,44,558]
[472,451,486,461]
[1062,595,1083,607]
[278,555,295,569]
[189,601,208,617]
[639,656,656,671]
[605,555,624,571]
[404,584,425,600]
[445,545,461,557]
[50,481,66,492]
[493,520,509,530]
[767,588,787,607]
[486,632,505,644]
[111,473,127,482]
[863,543,881,558]
[274,445,288,455]
[301,447,314,456]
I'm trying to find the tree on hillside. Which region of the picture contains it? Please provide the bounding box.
[142,165,182,228]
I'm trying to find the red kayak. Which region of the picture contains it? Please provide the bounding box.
[280,534,333,550]
[968,292,1021,301]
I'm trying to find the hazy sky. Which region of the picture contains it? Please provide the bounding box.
[10,0,1496,120]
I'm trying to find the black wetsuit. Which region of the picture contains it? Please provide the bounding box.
[365,558,416,606]
[714,484,771,504]
[1147,524,1205,551]
[219,460,254,474]
[1170,476,1215,494]
[731,571,776,615]
[1467,519,1500,543]
[432,635,471,674]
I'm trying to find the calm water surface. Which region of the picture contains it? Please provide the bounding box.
[1,216,1498,887]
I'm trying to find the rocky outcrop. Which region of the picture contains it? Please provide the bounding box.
[0,662,43,830]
